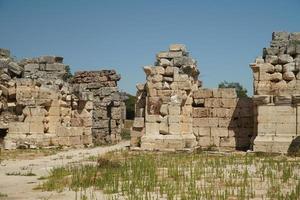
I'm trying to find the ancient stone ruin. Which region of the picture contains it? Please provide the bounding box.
[131,44,254,151]
[1,31,300,153]
[0,49,125,149]
[251,32,300,153]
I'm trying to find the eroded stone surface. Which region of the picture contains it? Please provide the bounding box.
[0,49,125,149]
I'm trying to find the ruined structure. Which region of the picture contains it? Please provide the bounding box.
[0,49,125,149]
[131,44,254,151]
[251,32,300,153]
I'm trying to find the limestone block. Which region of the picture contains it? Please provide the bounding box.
[273,96,292,105]
[278,54,293,64]
[168,105,181,115]
[180,123,193,134]
[157,51,183,59]
[159,104,168,116]
[25,116,45,123]
[283,71,295,81]
[270,72,282,82]
[147,97,162,115]
[220,98,237,108]
[45,63,66,71]
[133,117,144,128]
[82,134,93,145]
[274,65,283,72]
[93,119,109,128]
[29,122,45,133]
[178,81,192,90]
[283,62,296,72]
[8,62,23,76]
[204,98,221,108]
[9,122,30,134]
[145,114,159,123]
[159,122,169,135]
[195,127,210,136]
[197,136,212,147]
[193,98,205,106]
[211,127,229,137]
[219,136,236,148]
[24,63,39,72]
[169,123,181,135]
[38,56,63,64]
[155,66,165,74]
[192,107,210,118]
[168,115,180,123]
[259,72,271,81]
[145,122,159,135]
[169,44,187,52]
[218,118,232,128]
[174,74,189,82]
[165,66,174,76]
[220,88,237,98]
[193,118,209,127]
[276,123,296,136]
[111,107,122,119]
[193,89,213,98]
[159,58,171,67]
[265,55,278,64]
[256,81,271,94]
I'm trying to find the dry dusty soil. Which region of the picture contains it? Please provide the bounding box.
[0,141,130,200]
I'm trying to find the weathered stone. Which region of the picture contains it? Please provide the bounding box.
[278,54,293,64]
[169,44,187,52]
[282,71,295,81]
[8,62,23,75]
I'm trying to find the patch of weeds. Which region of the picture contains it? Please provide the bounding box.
[120,129,131,140]
[6,171,36,176]
[0,192,7,198]
[37,176,47,180]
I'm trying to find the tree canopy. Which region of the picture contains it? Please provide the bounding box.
[218,81,248,97]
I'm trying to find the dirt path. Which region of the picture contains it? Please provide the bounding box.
[0,141,130,200]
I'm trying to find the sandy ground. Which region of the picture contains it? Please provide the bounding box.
[0,141,130,200]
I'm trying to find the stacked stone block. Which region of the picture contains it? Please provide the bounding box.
[72,70,124,145]
[0,50,124,149]
[131,44,254,151]
[132,44,200,151]
[251,32,300,153]
[192,88,253,150]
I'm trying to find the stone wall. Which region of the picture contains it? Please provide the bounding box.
[72,71,124,145]
[131,44,254,151]
[251,32,300,153]
[192,88,253,150]
[0,49,125,149]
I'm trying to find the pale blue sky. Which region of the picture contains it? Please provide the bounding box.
[0,0,299,94]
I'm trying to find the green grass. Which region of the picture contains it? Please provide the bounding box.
[0,192,8,198]
[37,151,300,200]
[120,128,131,140]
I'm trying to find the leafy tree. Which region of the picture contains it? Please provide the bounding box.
[218,81,248,97]
[125,94,136,120]
[64,65,73,81]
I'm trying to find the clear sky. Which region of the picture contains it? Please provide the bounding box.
[0,0,299,95]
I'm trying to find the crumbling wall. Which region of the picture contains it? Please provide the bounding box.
[72,70,124,145]
[132,44,200,151]
[251,32,300,153]
[0,49,124,149]
[131,44,253,151]
[192,88,253,150]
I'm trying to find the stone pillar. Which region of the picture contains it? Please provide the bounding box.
[251,32,300,153]
[132,44,200,151]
